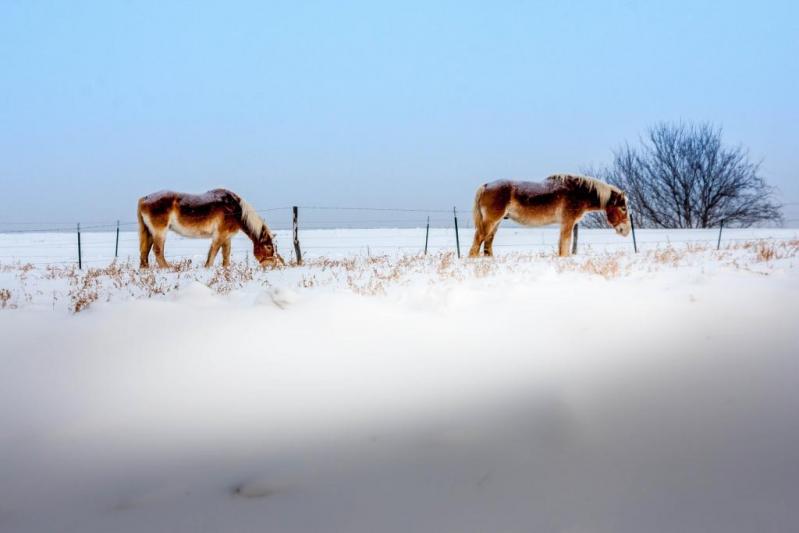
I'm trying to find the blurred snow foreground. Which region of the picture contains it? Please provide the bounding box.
[1,240,799,533]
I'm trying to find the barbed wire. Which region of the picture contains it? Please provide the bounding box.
[296,205,455,213]
[1,200,798,236]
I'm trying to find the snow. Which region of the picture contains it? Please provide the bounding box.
[1,229,798,532]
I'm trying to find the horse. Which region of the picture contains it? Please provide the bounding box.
[469,174,631,257]
[137,189,284,268]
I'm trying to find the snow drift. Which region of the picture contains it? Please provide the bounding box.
[0,239,798,532]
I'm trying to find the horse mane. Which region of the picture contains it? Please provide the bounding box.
[546,174,621,208]
[238,198,272,241]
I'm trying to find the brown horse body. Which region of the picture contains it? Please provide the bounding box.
[137,189,282,268]
[469,174,631,257]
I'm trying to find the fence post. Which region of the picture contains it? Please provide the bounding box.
[114,220,120,259]
[717,219,724,250]
[292,206,302,265]
[630,214,638,253]
[424,216,430,255]
[77,223,82,269]
[453,207,461,258]
[571,223,579,255]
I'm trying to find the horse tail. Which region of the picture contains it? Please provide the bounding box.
[137,200,147,236]
[137,199,153,267]
[472,183,486,232]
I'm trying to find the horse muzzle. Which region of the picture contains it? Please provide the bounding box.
[615,223,631,237]
[260,254,286,267]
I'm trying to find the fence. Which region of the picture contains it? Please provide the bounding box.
[1,205,798,267]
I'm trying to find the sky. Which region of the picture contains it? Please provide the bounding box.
[1,0,797,228]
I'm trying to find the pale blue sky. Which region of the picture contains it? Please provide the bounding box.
[1,0,797,227]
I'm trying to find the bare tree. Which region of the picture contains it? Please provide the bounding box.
[581,123,782,228]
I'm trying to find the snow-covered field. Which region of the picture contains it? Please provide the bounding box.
[1,229,798,532]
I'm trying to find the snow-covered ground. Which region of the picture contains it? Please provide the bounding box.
[1,229,798,532]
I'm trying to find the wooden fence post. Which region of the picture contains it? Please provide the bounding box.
[453,207,461,258]
[424,216,430,255]
[114,220,120,259]
[77,223,82,269]
[571,223,579,255]
[717,219,724,250]
[630,214,638,253]
[292,206,302,265]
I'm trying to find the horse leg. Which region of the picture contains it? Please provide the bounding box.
[139,227,153,268]
[483,220,502,257]
[471,211,503,258]
[558,221,575,257]
[221,239,232,267]
[152,232,169,268]
[468,226,485,257]
[205,239,222,268]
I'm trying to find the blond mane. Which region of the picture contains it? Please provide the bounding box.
[239,198,271,240]
[547,174,621,208]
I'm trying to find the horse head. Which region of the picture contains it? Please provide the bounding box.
[253,227,285,267]
[605,191,631,236]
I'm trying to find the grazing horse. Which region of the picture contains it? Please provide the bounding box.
[137,189,284,268]
[469,174,631,257]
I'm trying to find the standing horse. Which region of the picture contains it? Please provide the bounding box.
[137,189,284,268]
[469,174,631,257]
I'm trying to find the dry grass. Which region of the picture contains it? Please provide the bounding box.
[756,242,777,262]
[1,238,797,312]
[739,240,799,262]
[716,239,799,269]
[0,288,12,309]
[556,255,624,278]
[206,262,257,294]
